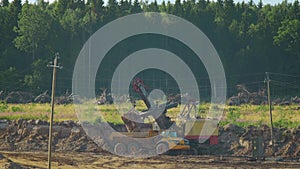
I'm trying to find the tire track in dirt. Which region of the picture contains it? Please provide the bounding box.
[2,152,300,169]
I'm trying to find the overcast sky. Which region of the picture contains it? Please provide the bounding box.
[23,0,296,5]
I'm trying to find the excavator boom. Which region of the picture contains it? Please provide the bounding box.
[122,78,176,131]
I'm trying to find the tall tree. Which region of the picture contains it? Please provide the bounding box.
[173,0,183,16]
[1,0,9,7]
[131,0,142,13]
[274,19,300,58]
[14,3,52,59]
[148,0,159,12]
[105,0,119,21]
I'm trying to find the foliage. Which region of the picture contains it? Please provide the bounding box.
[274,19,300,57]
[0,0,300,96]
[0,102,8,112]
[11,105,22,112]
[227,110,241,123]
[14,3,52,57]
[0,67,21,91]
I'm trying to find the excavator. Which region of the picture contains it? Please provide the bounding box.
[107,78,218,156]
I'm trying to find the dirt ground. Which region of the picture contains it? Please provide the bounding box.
[0,151,299,169]
[0,119,300,168]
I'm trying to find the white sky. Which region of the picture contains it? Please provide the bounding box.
[23,0,296,6]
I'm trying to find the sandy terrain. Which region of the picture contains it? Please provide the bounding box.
[1,151,300,169]
[0,119,299,168]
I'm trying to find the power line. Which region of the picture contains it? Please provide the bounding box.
[238,81,265,85]
[225,72,265,78]
[271,80,299,86]
[269,72,300,78]
[271,80,300,90]
[271,83,300,91]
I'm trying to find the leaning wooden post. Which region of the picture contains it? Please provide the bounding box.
[265,72,275,156]
[47,53,61,169]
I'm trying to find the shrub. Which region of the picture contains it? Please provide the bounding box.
[11,106,22,112]
[0,102,8,112]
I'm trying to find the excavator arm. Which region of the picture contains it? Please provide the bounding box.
[131,78,175,130]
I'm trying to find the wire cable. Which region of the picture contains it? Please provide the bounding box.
[269,72,300,78]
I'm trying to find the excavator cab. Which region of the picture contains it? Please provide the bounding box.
[161,131,178,138]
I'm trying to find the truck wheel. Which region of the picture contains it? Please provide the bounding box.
[114,143,126,155]
[102,143,111,151]
[128,142,139,155]
[156,142,168,155]
[180,150,188,155]
[190,147,198,155]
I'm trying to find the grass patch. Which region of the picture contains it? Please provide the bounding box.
[0,112,48,121]
[0,101,299,128]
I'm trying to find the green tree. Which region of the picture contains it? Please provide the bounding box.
[0,67,21,91]
[14,4,52,59]
[131,0,142,13]
[9,0,21,16]
[54,0,68,17]
[105,0,119,21]
[1,0,9,7]
[274,19,300,58]
[148,0,159,12]
[166,1,173,13]
[119,0,130,15]
[24,59,51,93]
[172,0,183,16]
[159,1,167,12]
[60,8,84,36]
[0,0,300,96]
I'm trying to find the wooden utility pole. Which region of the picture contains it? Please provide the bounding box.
[47,53,61,169]
[265,72,275,156]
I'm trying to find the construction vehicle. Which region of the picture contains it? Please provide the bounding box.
[176,99,219,146]
[109,129,190,155]
[104,78,218,155]
[130,78,219,145]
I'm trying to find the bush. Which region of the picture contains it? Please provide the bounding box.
[11,106,22,112]
[227,110,241,123]
[0,102,8,112]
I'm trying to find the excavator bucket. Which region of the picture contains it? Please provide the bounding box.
[121,111,152,132]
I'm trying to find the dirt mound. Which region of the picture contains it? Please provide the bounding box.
[0,153,25,169]
[227,85,300,106]
[273,96,300,106]
[0,90,72,104]
[96,88,113,105]
[0,120,299,157]
[227,85,267,106]
[33,91,50,103]
[4,92,34,104]
[0,119,102,153]
[218,124,300,157]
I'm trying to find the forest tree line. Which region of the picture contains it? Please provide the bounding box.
[0,0,300,97]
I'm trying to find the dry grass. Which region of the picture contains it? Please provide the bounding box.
[0,101,299,128]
